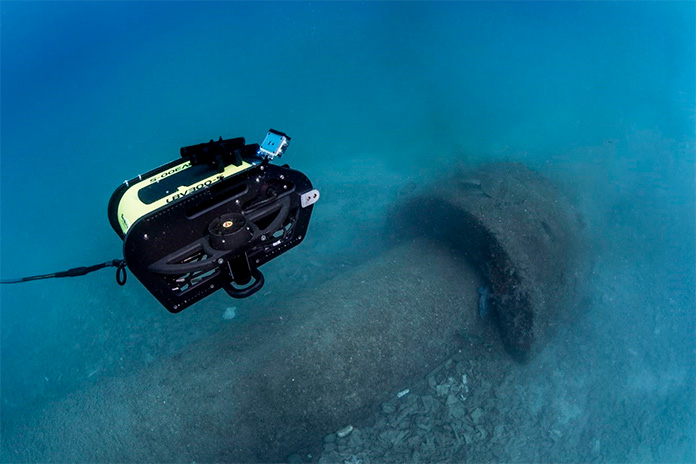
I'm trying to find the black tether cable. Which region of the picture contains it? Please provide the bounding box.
[0,259,127,286]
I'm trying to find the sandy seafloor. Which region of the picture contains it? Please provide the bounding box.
[1,2,694,463]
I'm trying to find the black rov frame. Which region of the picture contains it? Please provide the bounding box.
[108,130,318,313]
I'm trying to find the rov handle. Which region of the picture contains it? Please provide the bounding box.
[222,268,264,298]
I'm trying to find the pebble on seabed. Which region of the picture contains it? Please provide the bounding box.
[222,306,237,320]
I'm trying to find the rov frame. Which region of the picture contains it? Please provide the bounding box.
[108,130,319,312]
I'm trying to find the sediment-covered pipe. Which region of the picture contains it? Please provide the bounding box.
[1,239,488,463]
[387,162,583,361]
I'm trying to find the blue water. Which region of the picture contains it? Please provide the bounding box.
[1,1,694,462]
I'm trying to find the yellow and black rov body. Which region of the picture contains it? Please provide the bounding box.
[108,130,319,313]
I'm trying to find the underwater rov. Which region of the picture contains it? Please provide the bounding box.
[107,130,319,312]
[0,130,319,313]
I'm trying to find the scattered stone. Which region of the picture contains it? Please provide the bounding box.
[493,424,505,441]
[337,425,354,438]
[462,432,474,444]
[404,392,419,407]
[592,438,601,456]
[427,375,438,391]
[461,421,475,435]
[471,407,484,424]
[381,400,397,414]
[411,449,421,463]
[348,428,363,447]
[392,429,408,446]
[395,411,414,428]
[435,383,449,396]
[337,442,350,455]
[448,401,467,420]
[420,395,440,415]
[550,429,562,442]
[407,435,423,447]
[323,443,336,454]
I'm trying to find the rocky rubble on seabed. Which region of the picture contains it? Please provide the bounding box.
[316,348,511,464]
[306,335,600,464]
